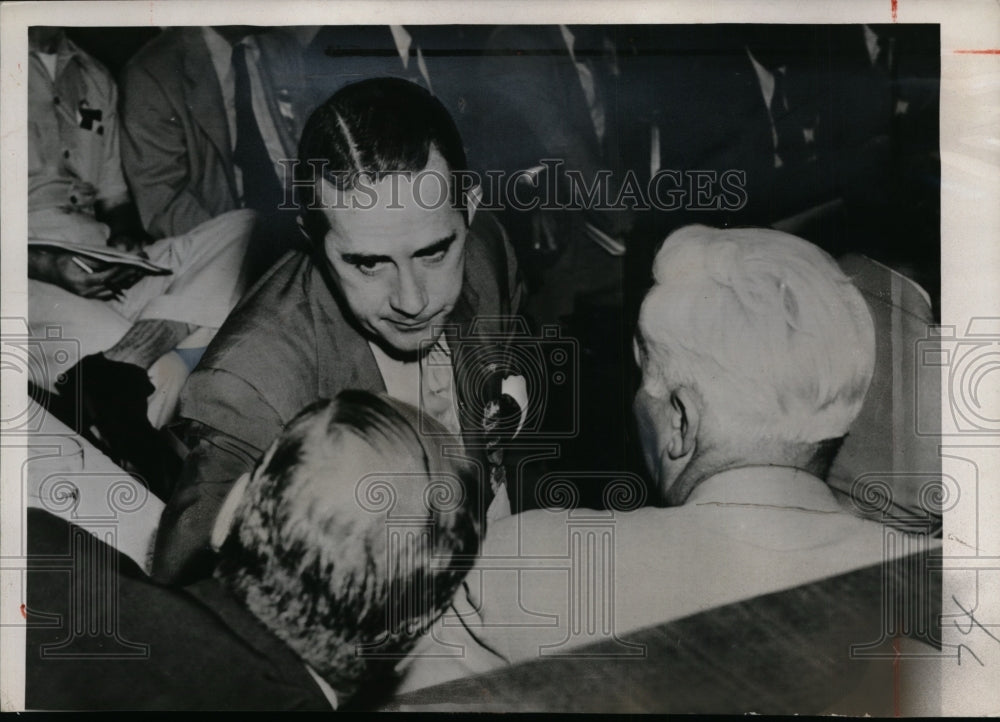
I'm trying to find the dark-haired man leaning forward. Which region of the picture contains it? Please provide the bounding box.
[153,78,523,584]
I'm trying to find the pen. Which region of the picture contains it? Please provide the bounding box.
[70,255,124,301]
[70,256,95,274]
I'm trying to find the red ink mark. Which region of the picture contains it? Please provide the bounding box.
[891,0,898,22]
[19,603,26,619]
[893,635,901,717]
[954,49,1000,54]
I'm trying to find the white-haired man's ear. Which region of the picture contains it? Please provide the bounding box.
[667,387,700,461]
[211,472,253,552]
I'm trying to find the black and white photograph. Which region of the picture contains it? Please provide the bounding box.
[0,0,997,714]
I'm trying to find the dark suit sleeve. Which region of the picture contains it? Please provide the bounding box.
[120,63,215,238]
[153,370,282,585]
[152,425,261,585]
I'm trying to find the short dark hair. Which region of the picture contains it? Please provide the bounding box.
[214,390,481,703]
[296,77,470,241]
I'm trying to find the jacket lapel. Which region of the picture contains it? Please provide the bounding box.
[182,29,237,197]
[308,259,386,398]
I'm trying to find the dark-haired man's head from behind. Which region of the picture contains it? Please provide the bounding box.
[213,389,481,706]
[295,78,474,357]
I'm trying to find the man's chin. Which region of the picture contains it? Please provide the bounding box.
[371,325,443,361]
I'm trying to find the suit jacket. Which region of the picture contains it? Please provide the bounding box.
[472,26,641,197]
[396,466,911,693]
[466,24,644,269]
[120,27,311,238]
[152,211,523,584]
[644,26,779,230]
[644,25,899,233]
[25,509,330,711]
[304,26,490,169]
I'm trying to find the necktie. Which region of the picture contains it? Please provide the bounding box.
[770,67,809,169]
[231,43,283,213]
[420,339,462,440]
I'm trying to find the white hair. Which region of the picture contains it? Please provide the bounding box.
[637,225,875,446]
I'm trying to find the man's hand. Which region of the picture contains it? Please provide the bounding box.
[52,254,145,300]
[29,248,144,301]
[107,232,150,257]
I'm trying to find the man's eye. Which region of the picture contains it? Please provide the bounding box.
[422,248,448,264]
[353,260,385,276]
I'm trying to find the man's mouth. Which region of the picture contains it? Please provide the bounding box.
[388,318,433,332]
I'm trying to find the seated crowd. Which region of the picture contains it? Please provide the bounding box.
[24,23,941,711]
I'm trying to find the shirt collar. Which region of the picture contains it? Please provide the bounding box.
[863,25,880,65]
[559,24,577,63]
[745,46,778,110]
[202,26,235,84]
[30,33,80,74]
[686,465,842,513]
[389,25,412,69]
[305,665,340,710]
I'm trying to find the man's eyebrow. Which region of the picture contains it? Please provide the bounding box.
[412,233,456,258]
[341,251,392,265]
[339,233,456,265]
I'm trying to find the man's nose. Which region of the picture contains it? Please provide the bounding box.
[390,265,429,317]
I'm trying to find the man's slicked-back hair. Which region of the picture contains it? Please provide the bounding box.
[214,390,481,704]
[296,77,470,240]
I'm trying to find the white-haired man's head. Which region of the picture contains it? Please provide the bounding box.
[633,225,875,505]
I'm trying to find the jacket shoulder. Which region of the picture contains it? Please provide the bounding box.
[182,252,325,428]
[124,27,198,73]
[195,252,317,382]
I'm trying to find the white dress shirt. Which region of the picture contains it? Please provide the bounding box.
[368,336,462,440]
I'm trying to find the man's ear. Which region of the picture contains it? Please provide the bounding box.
[666,386,700,460]
[210,472,252,552]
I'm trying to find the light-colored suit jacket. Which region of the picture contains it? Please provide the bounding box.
[120,28,313,238]
[397,466,914,692]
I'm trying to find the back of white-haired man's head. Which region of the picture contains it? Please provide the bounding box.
[212,390,481,705]
[633,224,876,505]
